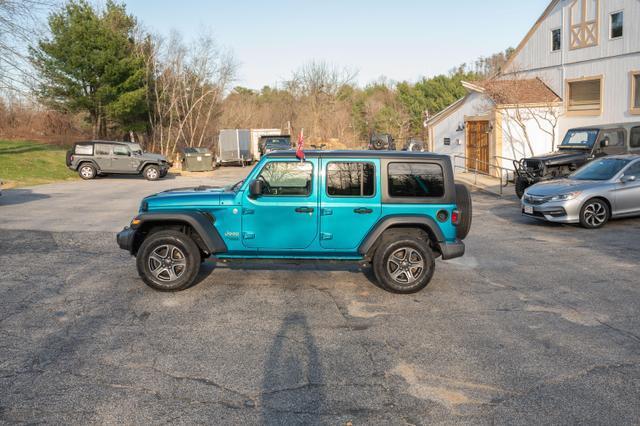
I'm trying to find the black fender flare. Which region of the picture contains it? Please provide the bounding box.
[358,215,445,257]
[137,161,160,173]
[131,211,227,255]
[76,159,101,172]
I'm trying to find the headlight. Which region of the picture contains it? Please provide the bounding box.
[550,191,581,202]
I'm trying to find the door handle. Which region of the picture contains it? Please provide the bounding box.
[295,207,314,213]
[354,208,373,214]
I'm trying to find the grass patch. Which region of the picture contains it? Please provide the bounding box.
[0,140,78,188]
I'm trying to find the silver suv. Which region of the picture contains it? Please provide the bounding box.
[66,141,171,180]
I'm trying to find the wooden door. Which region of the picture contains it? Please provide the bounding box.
[466,121,489,173]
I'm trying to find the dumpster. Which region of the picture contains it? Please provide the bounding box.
[181,147,213,172]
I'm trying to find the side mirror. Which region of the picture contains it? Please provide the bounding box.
[600,138,610,148]
[248,179,263,198]
[621,175,637,183]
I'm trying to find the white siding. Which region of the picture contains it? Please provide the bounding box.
[430,93,493,165]
[498,106,559,170]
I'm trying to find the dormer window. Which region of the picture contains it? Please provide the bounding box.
[569,0,599,50]
[610,11,623,39]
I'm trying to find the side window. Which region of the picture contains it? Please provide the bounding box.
[623,161,640,177]
[257,161,313,196]
[631,127,640,149]
[327,162,375,197]
[95,144,111,156]
[388,162,444,198]
[75,144,93,155]
[113,145,130,156]
[601,129,626,154]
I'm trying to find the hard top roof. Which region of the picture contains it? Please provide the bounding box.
[75,140,138,145]
[264,150,450,161]
[569,122,640,131]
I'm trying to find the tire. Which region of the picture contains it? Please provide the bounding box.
[515,176,529,199]
[136,230,201,291]
[78,163,96,180]
[144,165,160,181]
[160,170,168,178]
[579,198,610,229]
[372,232,435,294]
[454,183,472,239]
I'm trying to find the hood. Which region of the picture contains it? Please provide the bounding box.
[527,149,589,166]
[525,178,599,197]
[136,152,168,162]
[142,186,234,211]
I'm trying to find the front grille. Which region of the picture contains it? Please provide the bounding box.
[524,194,550,205]
[524,159,543,170]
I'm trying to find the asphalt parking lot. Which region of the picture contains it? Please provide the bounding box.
[1,168,639,424]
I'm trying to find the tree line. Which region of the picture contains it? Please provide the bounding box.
[1,0,513,156]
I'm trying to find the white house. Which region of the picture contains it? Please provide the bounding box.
[427,0,640,175]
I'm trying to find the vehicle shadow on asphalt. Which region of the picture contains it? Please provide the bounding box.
[0,189,50,206]
[95,173,178,181]
[261,312,325,422]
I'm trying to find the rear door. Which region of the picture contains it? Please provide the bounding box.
[319,159,381,250]
[93,143,113,171]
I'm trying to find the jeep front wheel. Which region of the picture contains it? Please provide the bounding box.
[78,163,96,180]
[136,230,201,291]
[373,235,435,294]
[144,165,160,181]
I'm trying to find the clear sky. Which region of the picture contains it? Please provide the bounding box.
[124,0,551,89]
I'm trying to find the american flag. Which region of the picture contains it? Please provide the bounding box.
[296,128,305,161]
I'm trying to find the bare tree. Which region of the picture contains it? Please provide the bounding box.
[0,0,53,93]
[145,31,237,157]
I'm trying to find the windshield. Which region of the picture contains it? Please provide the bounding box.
[129,143,143,154]
[559,129,599,149]
[570,158,630,181]
[265,138,290,149]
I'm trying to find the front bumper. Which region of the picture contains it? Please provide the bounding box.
[440,239,465,260]
[117,227,138,255]
[521,198,582,224]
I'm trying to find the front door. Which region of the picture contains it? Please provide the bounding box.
[111,145,135,172]
[466,121,489,173]
[241,159,318,250]
[94,143,113,171]
[614,161,640,215]
[319,159,382,250]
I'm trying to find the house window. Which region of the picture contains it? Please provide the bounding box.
[552,28,562,51]
[567,77,602,115]
[631,72,640,115]
[610,11,623,39]
[443,138,451,146]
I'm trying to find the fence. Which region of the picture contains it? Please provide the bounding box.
[453,155,515,196]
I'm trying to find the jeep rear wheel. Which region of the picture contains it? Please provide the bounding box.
[136,230,201,291]
[373,234,435,294]
[78,163,96,180]
[144,165,160,181]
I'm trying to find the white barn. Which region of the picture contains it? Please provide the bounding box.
[427,0,640,175]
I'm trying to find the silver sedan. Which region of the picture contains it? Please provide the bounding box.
[521,155,640,228]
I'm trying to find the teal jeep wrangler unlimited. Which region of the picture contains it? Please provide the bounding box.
[117,151,471,294]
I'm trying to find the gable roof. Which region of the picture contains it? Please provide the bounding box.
[474,78,562,105]
[424,96,468,126]
[500,0,561,75]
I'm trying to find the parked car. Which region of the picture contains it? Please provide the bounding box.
[117,150,472,293]
[67,141,171,180]
[258,135,292,156]
[521,155,640,229]
[514,123,640,198]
